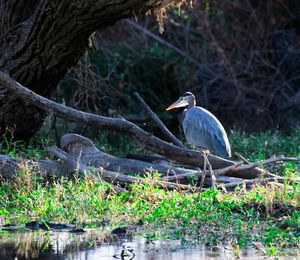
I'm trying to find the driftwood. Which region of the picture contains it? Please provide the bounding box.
[0,71,263,178]
[46,145,203,192]
[59,134,202,178]
[0,134,299,192]
[0,155,67,179]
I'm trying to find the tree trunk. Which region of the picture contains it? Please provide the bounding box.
[0,0,171,140]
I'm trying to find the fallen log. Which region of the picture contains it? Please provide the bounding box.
[0,155,67,179]
[0,151,237,191]
[46,146,202,192]
[0,134,298,192]
[56,134,300,188]
[59,133,203,177]
[0,142,201,192]
[0,71,262,178]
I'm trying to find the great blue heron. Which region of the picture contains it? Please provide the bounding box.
[166,92,231,157]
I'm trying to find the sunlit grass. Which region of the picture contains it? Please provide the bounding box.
[0,171,299,254]
[230,129,300,161]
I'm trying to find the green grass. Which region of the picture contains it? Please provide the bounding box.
[230,129,300,161]
[0,174,299,255]
[0,130,299,256]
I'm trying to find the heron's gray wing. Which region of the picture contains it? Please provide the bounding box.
[182,107,231,157]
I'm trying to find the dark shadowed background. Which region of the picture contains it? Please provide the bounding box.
[56,0,300,137]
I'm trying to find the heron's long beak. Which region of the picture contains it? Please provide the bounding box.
[165,99,188,110]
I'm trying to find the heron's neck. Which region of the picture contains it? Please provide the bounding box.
[188,97,196,109]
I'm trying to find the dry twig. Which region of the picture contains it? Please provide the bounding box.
[220,177,279,189]
[234,156,300,171]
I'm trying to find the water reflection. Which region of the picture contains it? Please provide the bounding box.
[0,229,264,259]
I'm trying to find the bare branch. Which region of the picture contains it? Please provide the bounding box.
[133,92,185,148]
[220,177,279,189]
[234,152,250,164]
[126,19,202,67]
[214,162,243,176]
[235,156,300,171]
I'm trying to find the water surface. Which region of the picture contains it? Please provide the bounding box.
[0,229,285,259]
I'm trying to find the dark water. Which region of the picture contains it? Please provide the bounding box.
[0,229,268,260]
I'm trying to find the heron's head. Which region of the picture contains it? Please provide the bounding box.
[166,92,196,110]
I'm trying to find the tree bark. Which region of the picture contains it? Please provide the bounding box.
[0,0,175,140]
